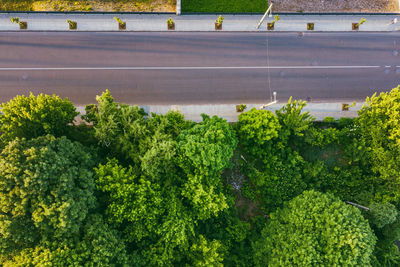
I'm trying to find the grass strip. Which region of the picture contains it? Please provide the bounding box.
[182,0,268,13]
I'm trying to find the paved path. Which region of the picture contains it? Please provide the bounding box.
[0,32,398,105]
[0,13,400,31]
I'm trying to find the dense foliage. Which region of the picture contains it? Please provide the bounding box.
[0,93,78,146]
[358,86,400,202]
[1,87,400,266]
[253,190,376,266]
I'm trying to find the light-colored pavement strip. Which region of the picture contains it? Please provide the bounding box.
[0,13,400,32]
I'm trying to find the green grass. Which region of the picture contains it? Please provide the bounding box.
[182,0,268,13]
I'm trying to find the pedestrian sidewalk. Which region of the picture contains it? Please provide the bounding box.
[0,13,400,32]
[75,102,362,122]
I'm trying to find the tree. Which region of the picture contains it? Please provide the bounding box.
[368,202,398,229]
[236,106,308,212]
[188,235,224,267]
[253,190,376,266]
[95,158,165,243]
[95,114,238,265]
[357,86,400,202]
[236,108,280,156]
[0,135,96,259]
[178,114,238,178]
[2,214,133,266]
[275,96,315,147]
[85,90,148,166]
[0,93,78,145]
[366,202,400,266]
[177,114,238,219]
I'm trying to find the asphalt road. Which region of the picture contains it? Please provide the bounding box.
[0,32,399,105]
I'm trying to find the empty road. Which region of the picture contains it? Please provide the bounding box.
[0,32,399,105]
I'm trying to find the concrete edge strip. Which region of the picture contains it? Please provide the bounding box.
[0,66,382,71]
[0,30,396,33]
[0,11,399,15]
[181,12,400,15]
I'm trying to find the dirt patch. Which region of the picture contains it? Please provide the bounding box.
[274,0,399,12]
[1,0,176,12]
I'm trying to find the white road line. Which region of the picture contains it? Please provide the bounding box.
[385,65,391,68]
[0,65,382,71]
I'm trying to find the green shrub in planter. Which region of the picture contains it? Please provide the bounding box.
[67,19,77,30]
[114,17,126,30]
[10,17,27,30]
[215,15,224,30]
[268,14,279,30]
[236,104,247,112]
[352,18,366,30]
[167,17,175,30]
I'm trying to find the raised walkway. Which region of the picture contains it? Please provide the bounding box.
[0,13,399,32]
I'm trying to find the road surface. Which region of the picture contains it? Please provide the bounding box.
[0,32,399,105]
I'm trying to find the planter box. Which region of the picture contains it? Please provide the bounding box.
[119,22,126,30]
[352,23,359,30]
[69,21,77,30]
[267,23,274,30]
[168,22,175,30]
[215,22,222,30]
[307,23,314,31]
[19,22,27,30]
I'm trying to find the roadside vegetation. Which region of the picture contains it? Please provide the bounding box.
[1,86,400,265]
[0,0,176,12]
[182,0,267,13]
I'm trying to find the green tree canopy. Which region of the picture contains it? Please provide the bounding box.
[253,190,376,266]
[275,96,315,147]
[236,105,309,212]
[0,93,78,145]
[2,214,132,266]
[85,90,148,166]
[357,86,400,202]
[236,108,280,154]
[365,202,400,266]
[177,114,238,219]
[95,113,238,265]
[0,135,96,258]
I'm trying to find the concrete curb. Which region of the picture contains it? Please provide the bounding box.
[183,12,400,15]
[0,30,397,32]
[0,11,399,15]
[0,11,176,14]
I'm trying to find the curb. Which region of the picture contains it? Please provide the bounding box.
[182,12,400,15]
[0,11,176,15]
[0,30,397,33]
[0,11,399,16]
